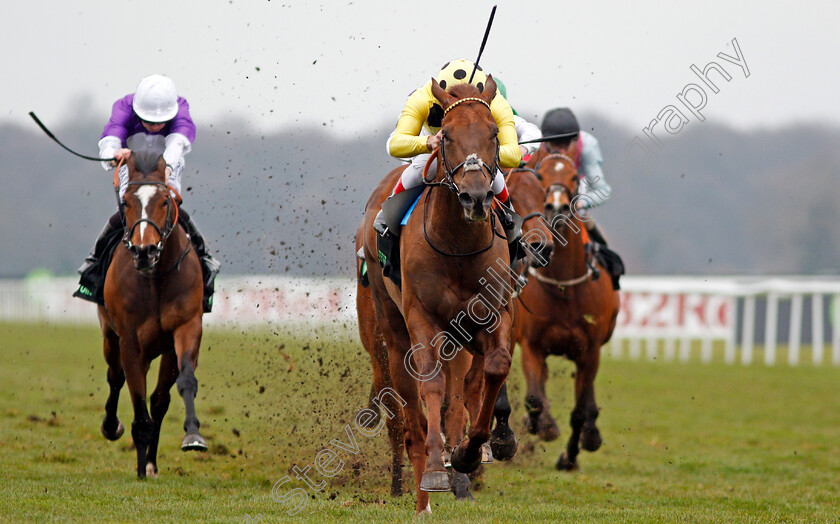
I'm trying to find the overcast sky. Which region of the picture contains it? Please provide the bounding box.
[2,0,837,138]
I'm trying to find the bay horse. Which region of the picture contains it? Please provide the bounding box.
[494,146,619,471]
[355,164,554,503]
[359,77,517,514]
[98,151,207,478]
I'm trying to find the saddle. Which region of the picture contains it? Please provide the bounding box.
[591,243,625,290]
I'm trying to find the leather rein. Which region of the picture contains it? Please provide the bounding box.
[419,96,503,257]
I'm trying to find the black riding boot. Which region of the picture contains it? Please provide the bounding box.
[74,212,123,305]
[373,186,425,287]
[586,221,608,246]
[178,209,221,313]
[494,202,527,270]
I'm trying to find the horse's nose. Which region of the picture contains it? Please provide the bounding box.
[458,190,494,211]
[529,241,554,267]
[129,244,159,261]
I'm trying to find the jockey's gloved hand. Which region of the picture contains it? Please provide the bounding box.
[110,148,132,166]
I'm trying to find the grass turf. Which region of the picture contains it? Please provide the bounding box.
[0,322,838,522]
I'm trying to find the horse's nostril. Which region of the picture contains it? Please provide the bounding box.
[483,191,494,206]
[458,192,473,207]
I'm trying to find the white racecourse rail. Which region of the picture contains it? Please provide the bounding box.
[1,275,839,367]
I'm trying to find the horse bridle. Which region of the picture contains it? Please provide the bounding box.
[418,96,505,257]
[423,97,501,193]
[122,181,179,259]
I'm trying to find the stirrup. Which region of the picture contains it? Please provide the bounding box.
[200,256,220,314]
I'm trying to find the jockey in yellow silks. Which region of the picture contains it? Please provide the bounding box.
[374,59,526,252]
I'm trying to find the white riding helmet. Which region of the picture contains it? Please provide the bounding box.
[132,75,179,123]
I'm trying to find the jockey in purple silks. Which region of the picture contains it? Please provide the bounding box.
[74,75,220,312]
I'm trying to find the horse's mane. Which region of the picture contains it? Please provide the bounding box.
[133,151,164,176]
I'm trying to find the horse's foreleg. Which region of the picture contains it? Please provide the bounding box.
[146,351,178,476]
[173,317,206,452]
[119,336,153,479]
[521,338,559,441]
[101,329,125,441]
[443,353,470,455]
[384,338,430,513]
[451,328,512,474]
[558,349,602,471]
[404,314,449,494]
[443,354,474,501]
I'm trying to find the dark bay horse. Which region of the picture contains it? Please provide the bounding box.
[355,165,554,503]
[494,147,619,471]
[359,77,517,514]
[98,151,207,478]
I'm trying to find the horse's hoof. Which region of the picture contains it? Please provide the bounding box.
[450,442,482,474]
[538,420,560,442]
[101,419,125,441]
[99,419,125,440]
[480,442,494,464]
[556,453,579,471]
[443,449,452,468]
[489,424,518,461]
[181,433,208,452]
[450,471,474,501]
[145,462,158,478]
[419,470,450,492]
[581,427,602,452]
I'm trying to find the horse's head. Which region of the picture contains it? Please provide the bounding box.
[430,76,500,222]
[533,148,582,232]
[507,169,555,267]
[121,152,179,273]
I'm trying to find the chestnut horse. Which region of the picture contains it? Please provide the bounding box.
[359,77,518,514]
[355,165,554,502]
[97,151,207,478]
[494,146,619,471]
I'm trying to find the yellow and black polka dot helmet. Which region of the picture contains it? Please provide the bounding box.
[435,59,488,93]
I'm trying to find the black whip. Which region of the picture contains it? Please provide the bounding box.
[519,132,581,145]
[28,111,115,162]
[469,5,497,83]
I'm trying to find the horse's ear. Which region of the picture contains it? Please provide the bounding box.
[157,155,167,175]
[431,77,455,109]
[126,152,137,173]
[482,75,498,105]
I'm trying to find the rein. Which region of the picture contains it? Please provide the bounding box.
[418,95,501,258]
[528,265,593,291]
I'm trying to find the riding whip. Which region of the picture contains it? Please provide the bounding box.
[28,111,116,162]
[519,132,580,145]
[468,5,497,83]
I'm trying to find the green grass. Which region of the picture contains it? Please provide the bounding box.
[0,322,838,522]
